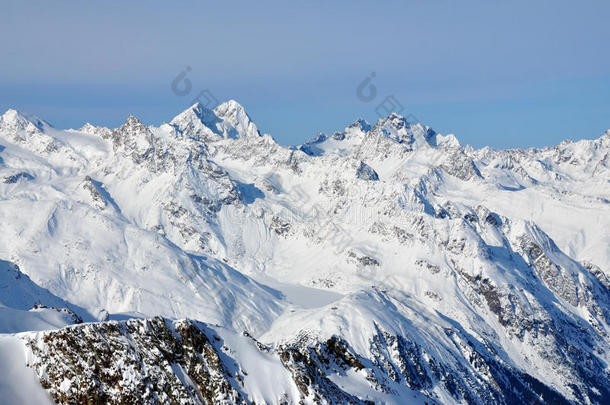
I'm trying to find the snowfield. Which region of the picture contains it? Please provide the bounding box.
[0,102,608,404]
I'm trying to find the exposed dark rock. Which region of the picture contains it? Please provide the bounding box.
[270,215,292,236]
[415,259,441,274]
[3,171,34,183]
[26,317,246,405]
[278,336,373,404]
[347,250,380,266]
[356,161,379,181]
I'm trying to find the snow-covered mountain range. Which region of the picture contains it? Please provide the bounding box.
[0,101,608,404]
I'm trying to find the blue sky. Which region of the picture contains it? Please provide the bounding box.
[1,0,609,148]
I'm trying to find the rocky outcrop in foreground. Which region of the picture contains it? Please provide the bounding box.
[24,317,572,405]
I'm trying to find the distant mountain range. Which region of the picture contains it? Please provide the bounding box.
[0,101,608,404]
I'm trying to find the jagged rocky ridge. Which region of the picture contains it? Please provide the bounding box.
[0,102,609,404]
[24,315,569,405]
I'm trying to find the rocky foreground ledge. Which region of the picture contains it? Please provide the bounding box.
[22,317,570,405]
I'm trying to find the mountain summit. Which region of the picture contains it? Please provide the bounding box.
[0,109,50,132]
[170,100,260,141]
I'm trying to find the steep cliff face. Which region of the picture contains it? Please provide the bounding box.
[25,318,246,405]
[0,104,609,404]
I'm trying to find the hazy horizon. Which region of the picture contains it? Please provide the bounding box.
[2,0,609,148]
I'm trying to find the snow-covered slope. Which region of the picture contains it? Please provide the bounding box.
[0,103,608,404]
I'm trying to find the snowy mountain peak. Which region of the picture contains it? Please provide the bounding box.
[170,99,260,140]
[0,109,49,132]
[122,114,144,128]
[213,99,261,138]
[385,111,406,122]
[169,102,220,140]
[183,101,218,122]
[106,115,157,164]
[370,112,463,150]
[114,115,155,143]
[215,98,243,112]
[213,99,246,119]
[376,112,415,132]
[367,113,416,146]
[298,111,451,157]
[74,122,112,139]
[347,117,372,132]
[78,123,97,133]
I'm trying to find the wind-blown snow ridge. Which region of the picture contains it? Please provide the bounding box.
[0,102,609,404]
